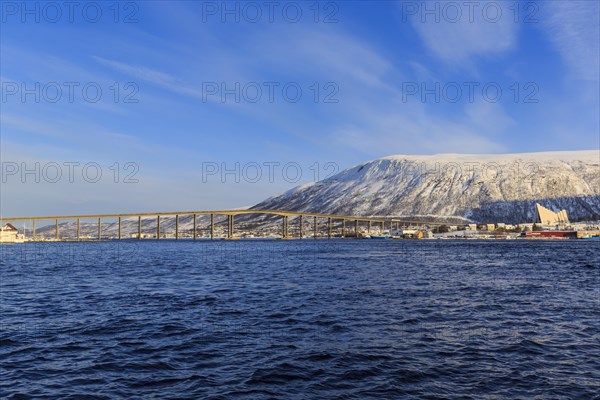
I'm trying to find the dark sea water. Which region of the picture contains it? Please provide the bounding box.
[1,240,599,399]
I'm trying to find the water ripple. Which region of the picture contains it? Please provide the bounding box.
[1,240,599,398]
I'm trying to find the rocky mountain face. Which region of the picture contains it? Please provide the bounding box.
[251,151,600,224]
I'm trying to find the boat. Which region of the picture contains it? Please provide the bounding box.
[580,235,600,240]
[523,231,577,239]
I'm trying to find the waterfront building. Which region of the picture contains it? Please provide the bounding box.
[536,203,569,225]
[0,223,19,243]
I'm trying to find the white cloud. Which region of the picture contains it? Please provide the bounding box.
[542,1,600,81]
[93,56,206,99]
[464,100,516,133]
[92,21,507,158]
[329,98,505,156]
[258,27,393,87]
[231,24,509,156]
[406,1,518,65]
[93,56,177,85]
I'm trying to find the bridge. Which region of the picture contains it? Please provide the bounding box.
[1,209,447,241]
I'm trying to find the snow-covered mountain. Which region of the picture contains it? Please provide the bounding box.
[252,150,600,224]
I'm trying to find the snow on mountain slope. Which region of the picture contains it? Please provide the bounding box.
[252,150,600,223]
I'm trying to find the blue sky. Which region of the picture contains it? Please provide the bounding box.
[1,1,599,216]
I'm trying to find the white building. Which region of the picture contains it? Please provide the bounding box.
[519,223,534,231]
[1,223,20,243]
[536,203,569,225]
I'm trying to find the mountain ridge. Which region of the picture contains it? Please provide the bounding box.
[251,150,600,224]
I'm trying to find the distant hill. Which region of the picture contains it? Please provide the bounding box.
[251,150,600,224]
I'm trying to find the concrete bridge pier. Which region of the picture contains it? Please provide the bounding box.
[299,215,303,238]
[175,215,179,240]
[33,220,36,241]
[138,216,141,240]
[118,217,122,240]
[77,218,80,241]
[156,216,160,240]
[314,216,318,239]
[328,218,332,238]
[228,215,234,239]
[210,214,214,239]
[98,218,102,241]
[55,219,59,240]
[193,214,197,240]
[342,219,346,237]
[282,216,288,239]
[355,219,359,238]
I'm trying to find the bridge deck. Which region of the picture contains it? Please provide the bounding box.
[1,209,446,225]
